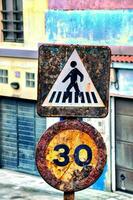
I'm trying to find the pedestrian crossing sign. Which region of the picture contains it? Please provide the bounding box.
[42,49,104,107]
[37,44,111,118]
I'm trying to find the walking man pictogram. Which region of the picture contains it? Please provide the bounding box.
[62,61,84,94]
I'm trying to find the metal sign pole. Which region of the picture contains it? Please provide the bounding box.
[64,191,75,200]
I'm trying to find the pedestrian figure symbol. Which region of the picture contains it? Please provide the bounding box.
[62,61,84,94]
[42,49,105,107]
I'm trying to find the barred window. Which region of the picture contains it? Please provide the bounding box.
[1,0,23,42]
[26,73,35,88]
[0,69,8,83]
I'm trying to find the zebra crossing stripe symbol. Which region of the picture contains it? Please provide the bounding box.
[42,49,105,107]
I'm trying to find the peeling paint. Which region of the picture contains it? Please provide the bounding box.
[45,10,133,46]
[49,0,133,10]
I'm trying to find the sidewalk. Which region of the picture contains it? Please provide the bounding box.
[0,169,132,200]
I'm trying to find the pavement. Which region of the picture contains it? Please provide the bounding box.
[0,169,133,200]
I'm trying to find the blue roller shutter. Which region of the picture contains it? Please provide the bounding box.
[0,97,46,174]
[0,98,17,169]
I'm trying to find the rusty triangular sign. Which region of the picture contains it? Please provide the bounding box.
[42,49,105,107]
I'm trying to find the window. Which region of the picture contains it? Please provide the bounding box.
[26,73,35,88]
[1,0,23,42]
[0,69,8,83]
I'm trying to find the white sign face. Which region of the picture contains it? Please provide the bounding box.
[42,49,105,107]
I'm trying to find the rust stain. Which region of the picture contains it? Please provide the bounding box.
[45,129,98,182]
[85,82,93,91]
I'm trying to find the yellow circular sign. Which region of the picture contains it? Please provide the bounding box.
[36,120,106,192]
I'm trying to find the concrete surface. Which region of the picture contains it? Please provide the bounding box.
[0,169,132,200]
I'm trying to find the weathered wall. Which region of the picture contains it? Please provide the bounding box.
[49,0,133,10]
[23,0,48,48]
[45,10,133,46]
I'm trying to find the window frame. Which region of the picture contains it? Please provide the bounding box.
[0,69,8,84]
[26,72,35,88]
[1,0,23,43]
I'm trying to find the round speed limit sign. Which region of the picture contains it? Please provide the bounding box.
[36,120,107,192]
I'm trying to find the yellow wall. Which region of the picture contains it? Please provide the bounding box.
[0,57,38,100]
[23,0,48,48]
[0,1,48,99]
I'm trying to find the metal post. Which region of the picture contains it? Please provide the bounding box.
[64,192,75,200]
[110,96,116,191]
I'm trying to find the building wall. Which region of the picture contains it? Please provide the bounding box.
[0,57,38,100]
[45,10,133,46]
[0,0,48,99]
[49,0,133,10]
[23,0,48,48]
[0,0,48,49]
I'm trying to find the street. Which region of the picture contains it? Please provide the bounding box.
[0,169,132,200]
